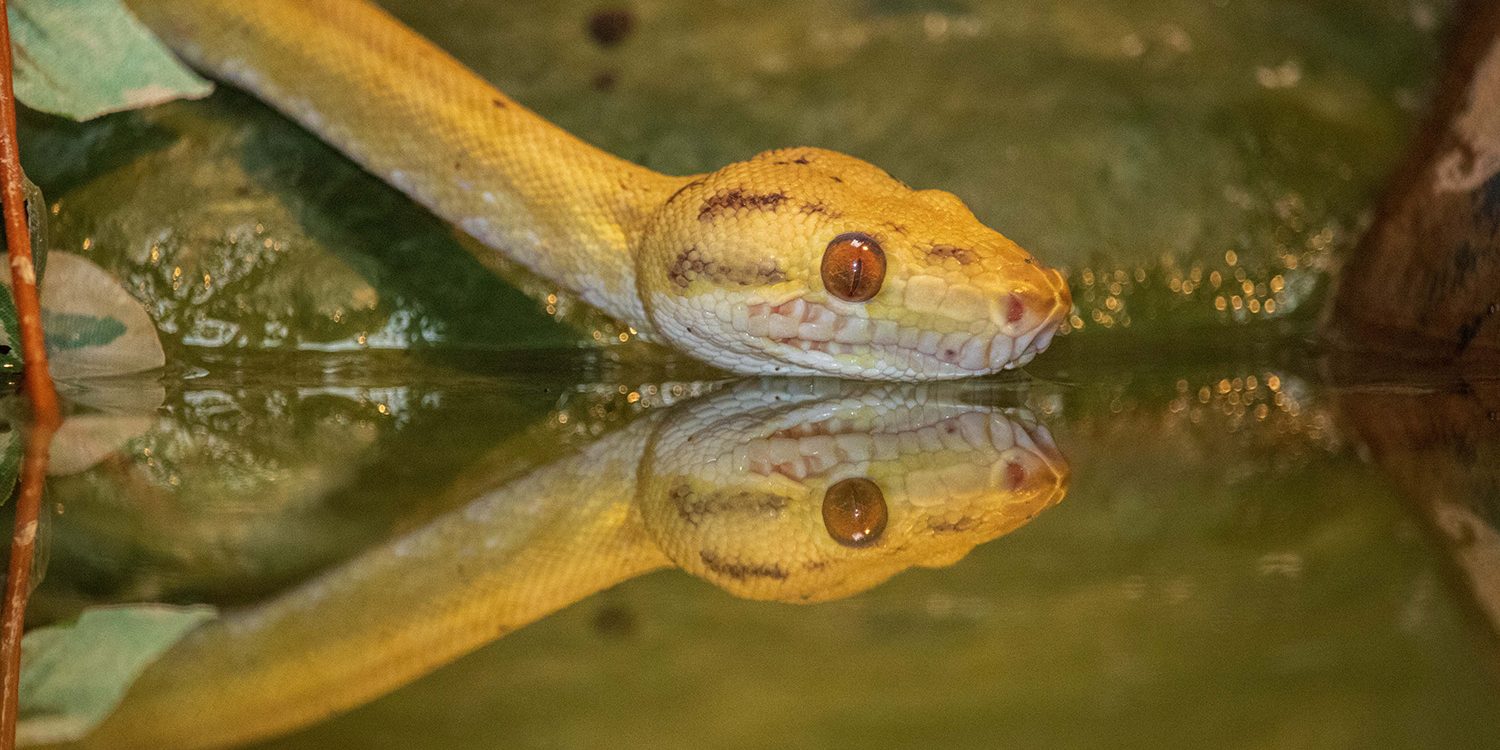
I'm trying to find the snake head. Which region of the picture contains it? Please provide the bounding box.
[637,148,1071,380]
[638,380,1069,603]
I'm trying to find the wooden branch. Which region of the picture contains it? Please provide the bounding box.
[0,2,61,749]
[1323,1,1500,362]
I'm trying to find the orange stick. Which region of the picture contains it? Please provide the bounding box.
[0,2,61,748]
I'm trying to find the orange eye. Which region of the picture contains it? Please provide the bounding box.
[820,233,885,303]
[822,477,888,547]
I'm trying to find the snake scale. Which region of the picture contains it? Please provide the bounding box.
[124,0,1071,380]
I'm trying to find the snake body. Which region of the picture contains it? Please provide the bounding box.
[53,381,1067,749]
[125,0,1071,380]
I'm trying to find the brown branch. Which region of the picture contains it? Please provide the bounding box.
[1322,1,1500,361]
[0,1,60,749]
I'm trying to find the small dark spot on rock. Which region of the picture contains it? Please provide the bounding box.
[1455,304,1496,354]
[592,70,618,91]
[592,603,637,638]
[0,345,9,355]
[587,8,636,47]
[453,160,462,171]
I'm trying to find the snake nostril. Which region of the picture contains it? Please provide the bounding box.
[1004,461,1027,491]
[1005,294,1026,324]
[1000,289,1053,330]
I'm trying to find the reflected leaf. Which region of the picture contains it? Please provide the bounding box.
[16,604,216,746]
[48,414,155,477]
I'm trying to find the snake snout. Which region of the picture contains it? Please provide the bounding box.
[989,267,1072,365]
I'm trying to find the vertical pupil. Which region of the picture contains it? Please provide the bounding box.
[822,232,884,303]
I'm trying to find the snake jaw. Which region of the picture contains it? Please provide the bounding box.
[637,383,1070,602]
[727,289,1069,379]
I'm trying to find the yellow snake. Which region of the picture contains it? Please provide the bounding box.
[124,0,1072,380]
[52,380,1068,749]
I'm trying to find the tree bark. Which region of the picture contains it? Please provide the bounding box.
[1324,1,1500,362]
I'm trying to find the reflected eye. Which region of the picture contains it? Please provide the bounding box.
[822,477,888,547]
[820,233,885,303]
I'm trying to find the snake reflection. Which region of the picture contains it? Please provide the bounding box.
[73,380,1068,749]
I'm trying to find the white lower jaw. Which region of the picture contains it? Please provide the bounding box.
[732,297,1057,377]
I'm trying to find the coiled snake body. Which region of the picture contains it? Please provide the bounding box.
[126,0,1071,380]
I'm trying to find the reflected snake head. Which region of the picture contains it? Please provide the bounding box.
[637,148,1071,380]
[638,379,1070,602]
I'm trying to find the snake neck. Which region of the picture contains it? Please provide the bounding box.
[127,0,687,332]
[81,416,672,750]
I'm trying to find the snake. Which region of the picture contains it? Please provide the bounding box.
[123,0,1072,381]
[48,380,1069,749]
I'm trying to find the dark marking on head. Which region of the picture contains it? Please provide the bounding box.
[699,189,788,222]
[491,97,507,109]
[669,482,788,526]
[927,244,977,265]
[453,160,462,171]
[793,155,811,165]
[799,201,841,218]
[803,559,829,572]
[929,516,978,534]
[669,246,787,289]
[699,550,788,581]
[884,222,909,235]
[830,175,844,184]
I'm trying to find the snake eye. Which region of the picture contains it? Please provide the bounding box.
[821,233,885,303]
[822,477,888,547]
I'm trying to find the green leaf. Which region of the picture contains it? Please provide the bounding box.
[8,0,212,121]
[16,605,216,746]
[1,252,165,378]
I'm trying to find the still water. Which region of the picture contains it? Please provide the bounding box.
[14,336,1500,749]
[7,0,1494,746]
